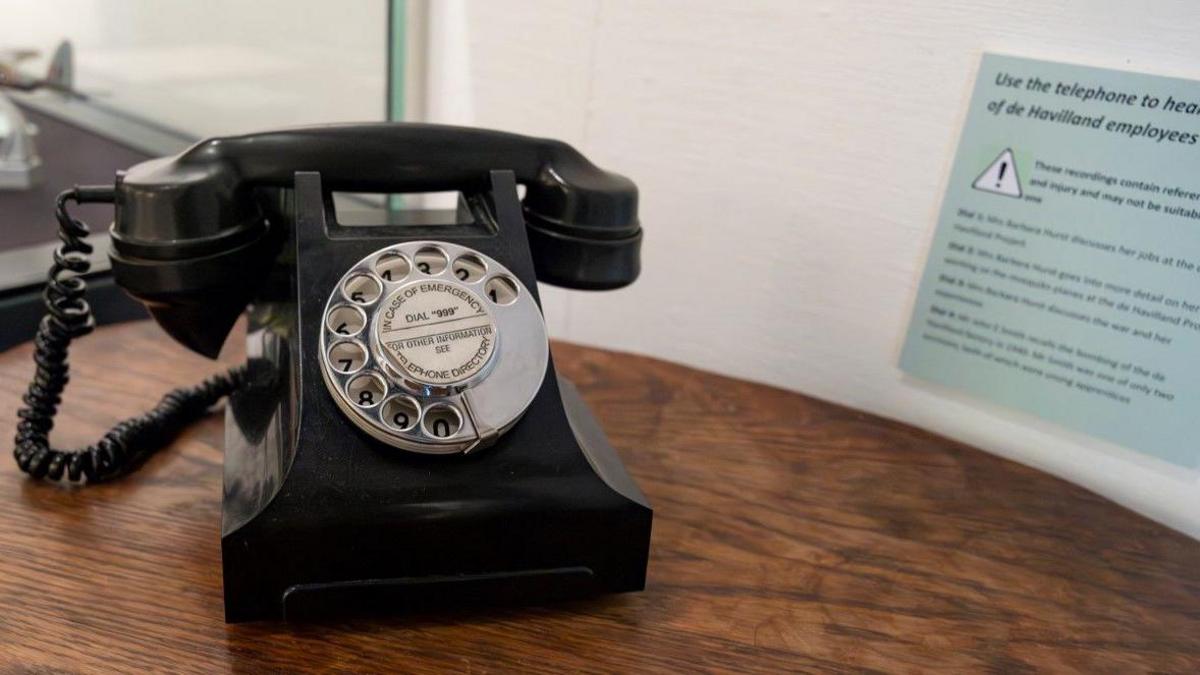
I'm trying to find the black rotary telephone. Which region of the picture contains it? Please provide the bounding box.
[13,123,652,622]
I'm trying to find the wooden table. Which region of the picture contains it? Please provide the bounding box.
[0,320,1198,673]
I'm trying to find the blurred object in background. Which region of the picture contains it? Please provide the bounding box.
[0,39,79,192]
[0,94,42,190]
[0,40,76,95]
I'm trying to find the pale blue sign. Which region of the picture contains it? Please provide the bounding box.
[901,54,1200,468]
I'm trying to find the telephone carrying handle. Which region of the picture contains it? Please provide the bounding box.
[114,123,638,251]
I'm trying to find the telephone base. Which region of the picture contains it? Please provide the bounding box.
[219,170,651,623]
[221,373,651,623]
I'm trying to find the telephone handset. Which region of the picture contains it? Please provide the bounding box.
[13,123,652,621]
[111,123,640,358]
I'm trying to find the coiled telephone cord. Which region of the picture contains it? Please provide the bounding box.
[13,187,248,483]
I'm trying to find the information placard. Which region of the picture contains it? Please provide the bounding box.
[901,54,1200,468]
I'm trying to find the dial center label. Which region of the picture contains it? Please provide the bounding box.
[375,280,497,387]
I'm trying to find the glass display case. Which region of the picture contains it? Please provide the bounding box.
[0,0,399,348]
[0,0,394,278]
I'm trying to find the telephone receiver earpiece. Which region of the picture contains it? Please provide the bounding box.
[106,123,642,357]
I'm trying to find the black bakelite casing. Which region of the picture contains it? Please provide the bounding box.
[220,171,651,622]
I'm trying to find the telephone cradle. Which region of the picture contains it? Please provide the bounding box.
[11,124,652,623]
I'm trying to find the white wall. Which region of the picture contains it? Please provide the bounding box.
[0,0,388,135]
[417,0,1200,537]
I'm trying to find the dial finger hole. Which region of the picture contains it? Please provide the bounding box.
[346,372,386,408]
[484,275,519,305]
[422,403,463,439]
[328,341,367,375]
[343,274,382,305]
[414,246,448,275]
[451,254,487,283]
[381,396,420,432]
[326,304,366,336]
[374,253,411,283]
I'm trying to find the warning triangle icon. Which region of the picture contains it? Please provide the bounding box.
[972,148,1021,198]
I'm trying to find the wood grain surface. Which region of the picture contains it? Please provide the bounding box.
[0,320,1198,673]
